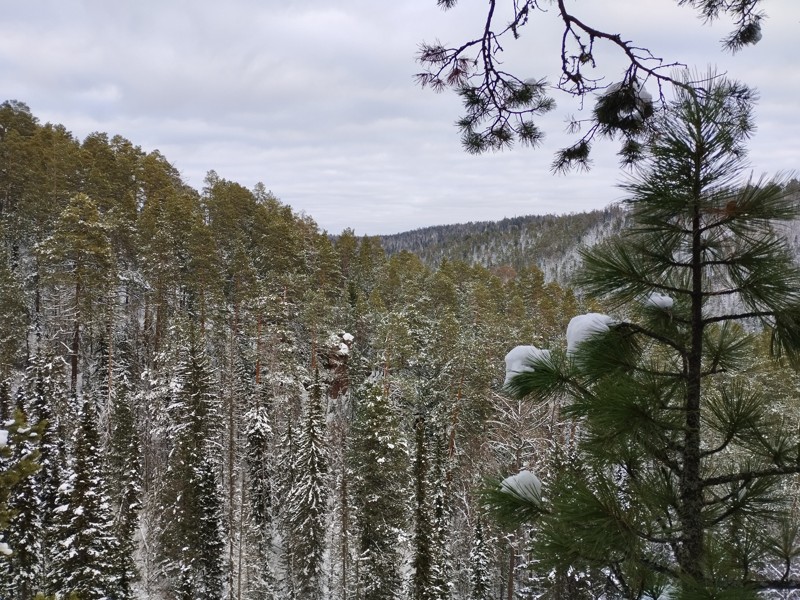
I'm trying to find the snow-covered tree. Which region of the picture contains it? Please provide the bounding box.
[502,74,800,596]
[105,366,142,599]
[52,395,118,600]
[350,376,408,600]
[286,373,329,600]
[468,516,492,600]
[158,335,225,599]
[1,393,43,599]
[244,400,277,599]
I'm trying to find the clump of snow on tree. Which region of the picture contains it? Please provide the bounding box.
[0,428,8,449]
[329,331,353,356]
[603,80,653,122]
[644,292,674,310]
[0,540,11,556]
[500,470,542,503]
[566,313,615,354]
[504,345,550,386]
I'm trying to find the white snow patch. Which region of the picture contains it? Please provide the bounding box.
[645,292,674,310]
[0,541,11,556]
[566,313,615,354]
[504,345,550,386]
[500,470,542,503]
[0,429,7,449]
[342,332,354,342]
[338,342,349,356]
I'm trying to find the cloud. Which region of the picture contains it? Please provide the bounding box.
[1,0,798,235]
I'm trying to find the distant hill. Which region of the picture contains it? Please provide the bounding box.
[380,205,629,284]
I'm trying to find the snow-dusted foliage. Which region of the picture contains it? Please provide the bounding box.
[350,377,409,600]
[5,99,800,599]
[500,470,542,504]
[286,376,329,600]
[566,312,615,354]
[503,345,551,386]
[644,292,674,310]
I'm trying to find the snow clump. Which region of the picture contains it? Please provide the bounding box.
[0,428,7,449]
[0,541,12,556]
[504,345,550,386]
[566,313,615,354]
[645,292,674,310]
[500,470,542,503]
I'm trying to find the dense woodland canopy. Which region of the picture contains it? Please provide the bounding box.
[2,93,800,600]
[0,100,587,599]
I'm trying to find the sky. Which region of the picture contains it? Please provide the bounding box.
[1,0,799,235]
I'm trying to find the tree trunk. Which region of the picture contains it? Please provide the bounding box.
[71,280,81,393]
[678,161,705,581]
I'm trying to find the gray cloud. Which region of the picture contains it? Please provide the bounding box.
[1,0,798,234]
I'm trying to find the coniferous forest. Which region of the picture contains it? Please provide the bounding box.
[0,99,583,599]
[4,76,800,600]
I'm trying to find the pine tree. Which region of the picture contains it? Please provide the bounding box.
[1,392,43,599]
[502,74,800,596]
[286,373,329,600]
[36,192,115,391]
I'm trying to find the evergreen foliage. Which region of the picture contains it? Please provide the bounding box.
[53,395,118,600]
[1,401,42,599]
[158,334,225,599]
[286,374,329,600]
[350,376,409,600]
[4,97,800,599]
[502,75,800,597]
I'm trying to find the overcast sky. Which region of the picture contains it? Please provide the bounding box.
[2,1,798,235]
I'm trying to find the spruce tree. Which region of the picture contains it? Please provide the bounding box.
[53,395,118,600]
[410,415,434,600]
[26,352,67,595]
[106,366,142,599]
[286,373,329,600]
[158,335,225,599]
[502,75,800,596]
[1,392,42,599]
[349,376,408,600]
[468,516,492,600]
[244,400,277,599]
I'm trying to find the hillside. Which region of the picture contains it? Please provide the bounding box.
[380,205,629,283]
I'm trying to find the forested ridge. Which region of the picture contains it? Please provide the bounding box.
[0,100,589,599]
[380,208,629,284]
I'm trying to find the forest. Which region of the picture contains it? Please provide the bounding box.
[0,99,586,599]
[4,74,800,600]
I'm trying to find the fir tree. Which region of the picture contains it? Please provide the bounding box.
[502,74,800,596]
